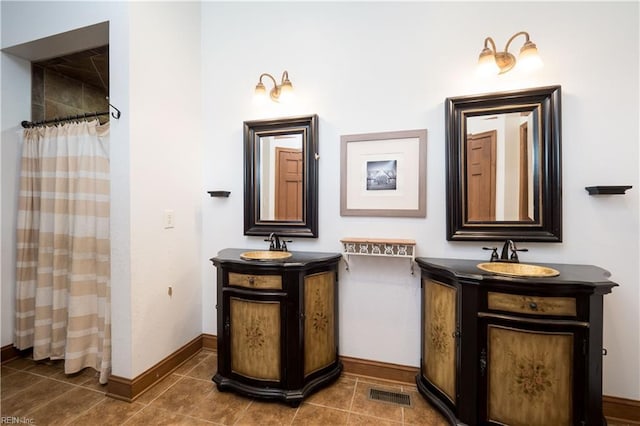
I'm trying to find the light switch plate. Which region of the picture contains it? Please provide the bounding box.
[164,209,175,229]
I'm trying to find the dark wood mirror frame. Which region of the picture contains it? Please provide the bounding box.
[446,85,562,242]
[244,114,318,238]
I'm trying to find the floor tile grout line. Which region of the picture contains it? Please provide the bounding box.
[2,378,56,418]
[286,401,302,426]
[2,363,103,391]
[123,353,216,406]
[1,373,102,416]
[344,377,359,424]
[117,402,150,426]
[303,401,353,414]
[61,391,110,426]
[20,377,93,420]
[123,403,221,425]
[172,352,216,377]
[21,369,107,395]
[134,373,187,407]
[231,398,255,426]
[0,374,45,402]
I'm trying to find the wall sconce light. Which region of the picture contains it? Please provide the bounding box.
[254,71,294,103]
[477,31,543,76]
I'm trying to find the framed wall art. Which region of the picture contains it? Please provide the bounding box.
[340,129,427,217]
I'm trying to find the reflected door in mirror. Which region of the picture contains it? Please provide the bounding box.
[259,134,303,221]
[466,112,535,223]
[275,147,302,221]
[466,130,496,222]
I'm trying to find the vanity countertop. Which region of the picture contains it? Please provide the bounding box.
[416,257,618,293]
[211,248,341,269]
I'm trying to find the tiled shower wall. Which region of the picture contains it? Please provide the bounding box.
[30,47,109,124]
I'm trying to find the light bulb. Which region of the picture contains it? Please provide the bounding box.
[517,41,543,72]
[278,82,294,103]
[477,48,500,77]
[253,82,268,104]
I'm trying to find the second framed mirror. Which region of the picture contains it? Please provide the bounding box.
[446,86,562,242]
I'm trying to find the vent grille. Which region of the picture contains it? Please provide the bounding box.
[367,387,412,407]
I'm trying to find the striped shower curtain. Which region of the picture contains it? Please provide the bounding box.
[15,120,111,384]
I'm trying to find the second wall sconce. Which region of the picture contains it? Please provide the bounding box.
[477,31,543,76]
[254,71,294,103]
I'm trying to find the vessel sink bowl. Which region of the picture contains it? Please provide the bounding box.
[240,251,293,261]
[477,262,560,278]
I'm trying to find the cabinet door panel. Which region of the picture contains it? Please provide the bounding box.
[423,279,457,403]
[304,271,336,376]
[487,325,573,426]
[230,297,281,381]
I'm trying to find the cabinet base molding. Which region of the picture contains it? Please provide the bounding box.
[213,362,343,407]
[415,376,460,426]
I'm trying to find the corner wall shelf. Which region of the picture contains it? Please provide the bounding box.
[585,186,632,195]
[340,237,416,275]
[208,191,231,197]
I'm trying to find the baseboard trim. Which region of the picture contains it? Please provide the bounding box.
[1,344,20,364]
[340,355,419,385]
[106,335,204,402]
[603,395,640,424]
[202,333,217,351]
[1,344,29,364]
[8,335,637,423]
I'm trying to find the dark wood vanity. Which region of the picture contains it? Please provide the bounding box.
[210,248,342,406]
[416,257,617,426]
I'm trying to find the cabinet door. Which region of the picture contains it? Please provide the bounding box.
[423,278,458,404]
[229,296,282,382]
[482,323,575,426]
[304,271,336,376]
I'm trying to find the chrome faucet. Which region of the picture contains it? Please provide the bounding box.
[265,232,290,252]
[483,240,528,262]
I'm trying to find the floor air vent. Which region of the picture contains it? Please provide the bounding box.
[367,387,412,407]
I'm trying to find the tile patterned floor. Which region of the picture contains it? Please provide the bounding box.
[1,349,449,425]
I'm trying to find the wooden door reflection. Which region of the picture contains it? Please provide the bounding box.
[275,148,302,221]
[466,130,496,222]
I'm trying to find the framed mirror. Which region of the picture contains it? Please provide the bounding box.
[244,114,318,238]
[446,85,562,242]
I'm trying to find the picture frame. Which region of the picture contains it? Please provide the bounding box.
[340,129,427,217]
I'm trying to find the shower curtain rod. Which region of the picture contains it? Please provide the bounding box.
[21,102,121,129]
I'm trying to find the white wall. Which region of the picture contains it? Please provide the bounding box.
[201,2,639,400]
[128,1,203,376]
[0,50,30,352]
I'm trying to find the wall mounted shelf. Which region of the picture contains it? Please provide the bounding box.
[208,191,231,197]
[340,237,416,274]
[585,186,632,195]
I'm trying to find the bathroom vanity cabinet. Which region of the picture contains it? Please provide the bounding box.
[210,248,342,406]
[416,257,617,426]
